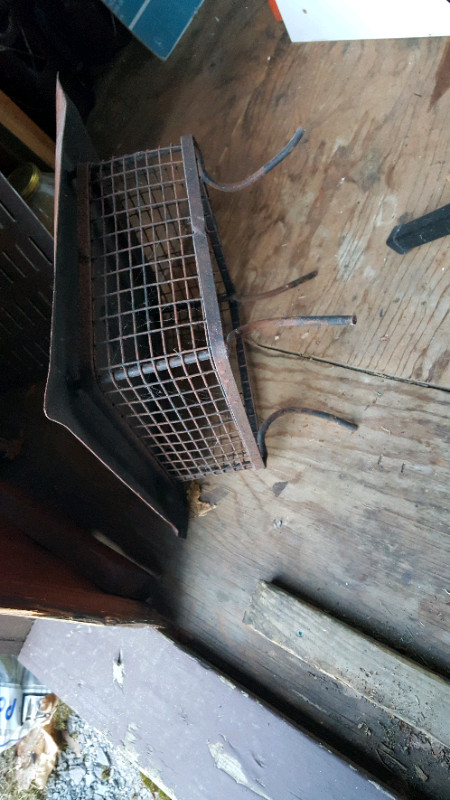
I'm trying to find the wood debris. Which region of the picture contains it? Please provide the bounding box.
[187,482,216,518]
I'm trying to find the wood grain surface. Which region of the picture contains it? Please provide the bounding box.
[0,521,155,625]
[21,620,399,800]
[3,336,446,793]
[4,357,446,795]
[72,340,442,797]
[245,582,450,748]
[90,1,450,386]
[158,344,449,673]
[25,1,448,796]
[150,344,449,798]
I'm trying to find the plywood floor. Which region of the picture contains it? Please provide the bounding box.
[5,2,449,798]
[87,6,450,795]
[90,1,450,387]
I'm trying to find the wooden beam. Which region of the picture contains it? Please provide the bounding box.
[0,89,55,169]
[0,481,157,600]
[244,582,450,749]
[0,521,156,625]
[0,615,32,656]
[20,619,399,800]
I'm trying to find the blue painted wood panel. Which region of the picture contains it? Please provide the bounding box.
[105,0,204,59]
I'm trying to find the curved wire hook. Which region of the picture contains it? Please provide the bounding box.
[257,407,358,464]
[220,270,318,304]
[198,127,305,192]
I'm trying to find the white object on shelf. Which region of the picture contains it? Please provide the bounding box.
[276,0,450,42]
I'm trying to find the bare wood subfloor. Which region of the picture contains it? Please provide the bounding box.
[90,1,450,387]
[87,3,450,794]
[161,346,449,671]
[148,347,448,798]
[4,1,448,798]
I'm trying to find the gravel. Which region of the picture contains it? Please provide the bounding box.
[45,712,162,800]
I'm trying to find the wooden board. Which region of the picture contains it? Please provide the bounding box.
[2,348,447,795]
[89,0,450,387]
[152,345,449,798]
[20,619,399,800]
[0,481,157,600]
[244,582,450,748]
[0,615,32,656]
[0,521,155,625]
[0,89,55,169]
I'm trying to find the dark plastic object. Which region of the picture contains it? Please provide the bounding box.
[387,203,450,254]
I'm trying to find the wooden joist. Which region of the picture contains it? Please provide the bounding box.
[0,521,156,625]
[0,89,55,169]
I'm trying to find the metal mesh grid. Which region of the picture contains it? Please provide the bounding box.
[199,179,259,441]
[88,146,256,481]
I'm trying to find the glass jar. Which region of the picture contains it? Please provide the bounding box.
[8,163,55,234]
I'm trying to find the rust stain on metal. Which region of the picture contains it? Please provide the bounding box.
[49,87,358,514]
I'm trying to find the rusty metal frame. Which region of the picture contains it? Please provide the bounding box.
[45,83,358,530]
[194,149,261,443]
[79,136,264,484]
[45,82,188,537]
[182,136,263,470]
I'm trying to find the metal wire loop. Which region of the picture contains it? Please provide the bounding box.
[198,127,305,192]
[257,407,358,463]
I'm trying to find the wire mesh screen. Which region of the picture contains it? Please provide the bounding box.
[88,144,260,481]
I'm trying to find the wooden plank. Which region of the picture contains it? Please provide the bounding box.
[0,89,55,169]
[150,345,449,797]
[244,582,450,748]
[1,348,448,794]
[0,616,32,656]
[20,619,399,800]
[89,1,450,386]
[0,521,155,625]
[0,481,157,600]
